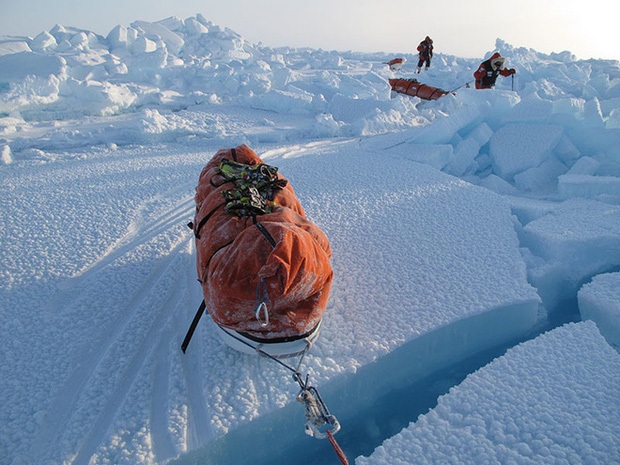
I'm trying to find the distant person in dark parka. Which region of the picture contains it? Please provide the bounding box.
[416,36,433,73]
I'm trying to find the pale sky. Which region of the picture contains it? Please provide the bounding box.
[1,0,618,61]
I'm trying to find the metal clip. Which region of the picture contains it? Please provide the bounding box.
[296,385,341,439]
[255,300,269,327]
[254,278,270,327]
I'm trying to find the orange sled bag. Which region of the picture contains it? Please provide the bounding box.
[389,78,450,100]
[188,145,333,353]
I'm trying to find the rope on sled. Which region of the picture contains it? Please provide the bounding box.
[223,328,349,464]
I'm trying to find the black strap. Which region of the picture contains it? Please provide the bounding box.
[194,202,225,238]
[429,88,441,100]
[231,147,237,162]
[405,79,418,95]
[187,222,275,353]
[255,221,277,248]
[181,300,206,353]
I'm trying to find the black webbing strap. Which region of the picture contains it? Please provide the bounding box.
[181,300,206,353]
[405,79,418,96]
[230,147,237,162]
[194,202,225,239]
[255,221,277,248]
[429,88,441,100]
[184,221,275,354]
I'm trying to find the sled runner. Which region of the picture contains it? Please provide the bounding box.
[216,319,322,358]
[389,77,450,100]
[186,144,333,357]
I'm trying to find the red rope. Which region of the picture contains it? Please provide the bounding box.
[326,429,349,465]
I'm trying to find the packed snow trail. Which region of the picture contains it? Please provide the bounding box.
[28,195,199,464]
[0,143,219,464]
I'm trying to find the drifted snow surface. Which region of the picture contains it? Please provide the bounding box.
[356,321,620,465]
[1,14,620,465]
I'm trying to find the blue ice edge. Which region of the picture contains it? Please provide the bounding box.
[169,300,539,465]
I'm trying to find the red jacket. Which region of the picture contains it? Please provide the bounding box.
[417,37,433,59]
[474,52,515,89]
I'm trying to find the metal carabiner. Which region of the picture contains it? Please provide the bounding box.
[255,300,269,327]
[254,278,270,327]
[297,386,341,439]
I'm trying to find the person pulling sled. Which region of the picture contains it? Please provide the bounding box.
[474,52,516,89]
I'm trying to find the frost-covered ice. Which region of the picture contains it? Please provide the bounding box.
[1,14,620,465]
[579,272,620,350]
[355,321,620,465]
[520,198,620,312]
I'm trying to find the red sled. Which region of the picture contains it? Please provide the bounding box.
[386,58,405,71]
[186,145,333,358]
[389,78,451,101]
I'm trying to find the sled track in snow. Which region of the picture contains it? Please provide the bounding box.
[71,249,187,465]
[64,194,195,288]
[261,138,358,160]
[29,193,205,465]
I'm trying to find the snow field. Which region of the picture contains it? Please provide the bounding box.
[1,14,620,465]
